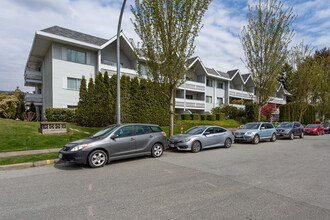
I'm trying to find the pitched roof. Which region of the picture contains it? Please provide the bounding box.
[41,26,108,46]
[227,69,239,78]
[241,74,250,82]
[186,57,198,67]
[205,67,219,76]
[216,70,230,79]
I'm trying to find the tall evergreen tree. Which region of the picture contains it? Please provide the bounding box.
[76,76,88,125]
[17,101,26,120]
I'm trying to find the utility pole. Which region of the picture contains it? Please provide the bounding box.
[116,0,127,124]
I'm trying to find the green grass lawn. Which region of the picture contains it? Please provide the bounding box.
[0,152,59,165]
[0,118,242,153]
[0,119,101,152]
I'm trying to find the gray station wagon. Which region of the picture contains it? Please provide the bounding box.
[234,122,277,144]
[59,124,168,168]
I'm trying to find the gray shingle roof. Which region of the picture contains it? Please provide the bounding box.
[216,70,230,79]
[227,69,239,78]
[205,67,219,76]
[186,57,198,67]
[41,26,108,46]
[241,74,250,82]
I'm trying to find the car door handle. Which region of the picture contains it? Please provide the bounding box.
[149,135,153,138]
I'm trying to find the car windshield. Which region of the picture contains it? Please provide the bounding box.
[278,122,293,128]
[92,125,119,138]
[242,123,260,129]
[306,124,318,128]
[185,126,206,135]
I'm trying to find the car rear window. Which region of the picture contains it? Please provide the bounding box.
[150,126,162,133]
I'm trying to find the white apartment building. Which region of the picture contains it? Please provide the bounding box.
[24,26,289,120]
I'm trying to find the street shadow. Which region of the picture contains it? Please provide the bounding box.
[53,160,89,170]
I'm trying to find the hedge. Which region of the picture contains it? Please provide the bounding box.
[200,114,207,120]
[280,104,315,123]
[45,108,76,122]
[215,113,225,120]
[174,113,179,121]
[191,113,199,120]
[207,114,216,121]
[245,103,258,122]
[181,114,190,120]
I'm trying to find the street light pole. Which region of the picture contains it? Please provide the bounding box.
[117,0,127,124]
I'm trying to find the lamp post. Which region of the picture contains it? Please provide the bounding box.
[117,0,127,124]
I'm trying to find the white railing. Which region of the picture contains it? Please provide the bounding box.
[178,81,205,92]
[229,104,245,109]
[229,89,254,100]
[269,97,286,105]
[25,93,42,104]
[175,98,205,109]
[25,70,42,86]
[100,64,138,76]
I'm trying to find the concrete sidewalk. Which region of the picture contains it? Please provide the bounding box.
[0,148,61,158]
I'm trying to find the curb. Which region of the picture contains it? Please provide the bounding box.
[0,159,60,171]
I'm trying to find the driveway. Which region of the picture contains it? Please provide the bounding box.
[0,135,329,219]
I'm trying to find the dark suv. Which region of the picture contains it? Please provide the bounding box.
[276,122,304,140]
[59,124,168,168]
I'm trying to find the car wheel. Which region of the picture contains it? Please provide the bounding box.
[289,132,294,140]
[252,134,259,145]
[270,133,276,142]
[300,132,304,139]
[191,141,201,153]
[225,138,232,148]
[88,150,107,168]
[151,143,163,158]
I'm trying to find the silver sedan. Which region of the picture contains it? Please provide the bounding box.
[168,126,235,153]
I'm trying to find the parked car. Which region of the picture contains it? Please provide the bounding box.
[321,122,329,134]
[59,124,168,168]
[234,122,277,144]
[276,122,304,139]
[304,124,325,135]
[168,126,234,153]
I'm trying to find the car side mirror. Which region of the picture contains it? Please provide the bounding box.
[111,134,119,139]
[204,132,210,136]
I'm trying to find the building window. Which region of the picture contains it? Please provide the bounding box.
[217,97,223,105]
[186,94,193,99]
[67,49,86,64]
[206,96,212,103]
[206,79,213,87]
[67,105,77,109]
[67,77,81,90]
[217,81,223,89]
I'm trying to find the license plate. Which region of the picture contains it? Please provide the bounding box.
[235,135,242,138]
[59,153,62,159]
[307,131,310,133]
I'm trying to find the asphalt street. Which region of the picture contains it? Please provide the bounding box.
[1,134,330,220]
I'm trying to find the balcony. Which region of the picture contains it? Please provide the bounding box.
[229,89,254,100]
[269,97,286,105]
[25,70,42,87]
[25,93,42,106]
[175,98,205,109]
[100,63,138,76]
[178,81,205,92]
[229,104,245,109]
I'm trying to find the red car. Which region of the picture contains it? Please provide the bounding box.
[304,124,325,135]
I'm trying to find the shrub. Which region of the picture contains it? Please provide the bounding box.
[17,101,26,120]
[211,107,221,114]
[181,114,190,120]
[174,113,179,121]
[45,108,76,122]
[215,113,225,120]
[260,114,267,121]
[220,105,239,119]
[191,113,199,120]
[245,103,258,122]
[207,114,216,121]
[23,112,36,122]
[8,103,16,119]
[232,99,244,105]
[200,114,207,120]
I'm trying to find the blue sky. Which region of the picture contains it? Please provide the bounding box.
[0,0,329,91]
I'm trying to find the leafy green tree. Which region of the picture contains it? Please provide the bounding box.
[131,0,212,137]
[8,103,17,119]
[76,76,88,125]
[245,103,258,122]
[87,78,95,126]
[94,73,108,126]
[240,0,296,121]
[103,72,113,125]
[17,101,26,120]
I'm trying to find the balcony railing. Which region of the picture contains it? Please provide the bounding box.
[269,97,286,105]
[229,89,254,100]
[100,63,138,76]
[175,98,205,109]
[178,81,205,92]
[25,70,42,87]
[229,104,245,109]
[25,93,42,105]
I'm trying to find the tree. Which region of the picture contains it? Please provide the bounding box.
[240,0,296,121]
[261,103,277,120]
[17,101,26,120]
[131,0,212,137]
[287,43,321,122]
[8,103,17,119]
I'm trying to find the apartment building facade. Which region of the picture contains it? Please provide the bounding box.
[24,26,288,120]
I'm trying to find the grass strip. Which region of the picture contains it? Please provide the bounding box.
[0,152,59,166]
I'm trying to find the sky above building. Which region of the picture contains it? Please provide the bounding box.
[0,0,329,91]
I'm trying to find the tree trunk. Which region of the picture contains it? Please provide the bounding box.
[257,106,262,121]
[298,110,303,123]
[169,88,175,137]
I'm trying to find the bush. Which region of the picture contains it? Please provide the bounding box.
[181,114,190,120]
[215,113,225,120]
[211,107,221,114]
[17,101,26,120]
[260,114,267,121]
[174,113,179,121]
[220,105,239,119]
[245,103,258,122]
[232,99,244,105]
[8,103,16,119]
[45,108,76,122]
[207,114,216,121]
[191,113,199,120]
[200,114,207,120]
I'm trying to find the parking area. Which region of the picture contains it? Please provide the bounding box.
[0,135,330,219]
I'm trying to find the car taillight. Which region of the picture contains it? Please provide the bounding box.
[232,131,234,135]
[162,131,166,137]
